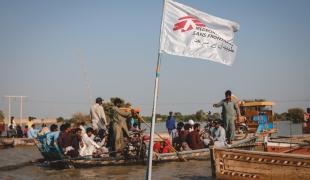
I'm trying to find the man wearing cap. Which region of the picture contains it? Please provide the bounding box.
[213,90,240,144]
[90,97,107,131]
[188,119,195,132]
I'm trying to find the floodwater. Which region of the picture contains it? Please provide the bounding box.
[0,121,303,180]
[0,145,212,180]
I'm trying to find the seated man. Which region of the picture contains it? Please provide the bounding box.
[7,125,17,138]
[27,124,39,139]
[211,120,227,148]
[179,123,192,151]
[153,139,172,154]
[38,123,50,136]
[80,127,108,157]
[171,122,184,150]
[70,128,83,158]
[186,123,205,150]
[46,124,60,146]
[57,123,76,157]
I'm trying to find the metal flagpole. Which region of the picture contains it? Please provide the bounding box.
[146,0,166,179]
[8,97,11,125]
[146,53,161,180]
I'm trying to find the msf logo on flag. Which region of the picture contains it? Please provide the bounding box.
[173,16,206,32]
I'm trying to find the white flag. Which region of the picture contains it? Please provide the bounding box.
[160,0,240,66]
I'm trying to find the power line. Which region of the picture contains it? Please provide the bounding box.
[24,98,310,106]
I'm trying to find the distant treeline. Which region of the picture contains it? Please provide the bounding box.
[0,97,307,124]
[275,108,307,123]
[142,110,221,123]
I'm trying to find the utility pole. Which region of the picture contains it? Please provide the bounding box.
[4,96,27,125]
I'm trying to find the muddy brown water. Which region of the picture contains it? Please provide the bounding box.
[0,146,213,180]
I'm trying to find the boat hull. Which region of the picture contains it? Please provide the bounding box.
[211,148,310,180]
[267,135,310,155]
[0,138,35,148]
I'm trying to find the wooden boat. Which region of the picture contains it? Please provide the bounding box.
[239,100,275,133]
[0,137,35,148]
[37,136,257,169]
[266,134,310,155]
[210,136,310,180]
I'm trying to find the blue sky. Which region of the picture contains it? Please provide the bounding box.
[0,0,309,119]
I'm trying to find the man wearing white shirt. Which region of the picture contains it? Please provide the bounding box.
[90,97,107,131]
[80,127,108,156]
[211,120,227,148]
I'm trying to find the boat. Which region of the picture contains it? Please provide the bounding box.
[36,136,257,169]
[239,100,276,133]
[266,134,310,155]
[0,137,35,148]
[210,135,310,180]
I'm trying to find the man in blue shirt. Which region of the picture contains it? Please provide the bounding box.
[46,124,60,146]
[27,124,39,139]
[253,112,269,133]
[166,111,176,135]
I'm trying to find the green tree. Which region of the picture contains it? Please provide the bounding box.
[103,97,133,123]
[288,108,304,123]
[56,116,65,123]
[278,112,288,121]
[70,112,91,124]
[195,110,206,121]
[174,112,183,121]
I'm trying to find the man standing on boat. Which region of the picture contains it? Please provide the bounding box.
[109,98,132,156]
[166,111,176,135]
[213,90,240,144]
[90,97,107,132]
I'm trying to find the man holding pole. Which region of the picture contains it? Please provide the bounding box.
[109,98,131,156]
[213,90,240,144]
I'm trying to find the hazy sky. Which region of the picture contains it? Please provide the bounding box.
[0,0,309,119]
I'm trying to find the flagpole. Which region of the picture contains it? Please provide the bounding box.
[146,0,166,179]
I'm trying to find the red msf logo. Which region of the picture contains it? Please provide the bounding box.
[173,16,206,32]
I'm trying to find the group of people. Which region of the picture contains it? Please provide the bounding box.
[165,90,241,151]
[166,113,227,152]
[3,89,240,157]
[2,97,144,159]
[53,97,144,158]
[5,116,40,139]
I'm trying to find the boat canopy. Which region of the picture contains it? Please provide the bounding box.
[240,101,275,107]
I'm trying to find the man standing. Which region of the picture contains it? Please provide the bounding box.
[109,98,132,155]
[9,116,16,129]
[90,97,107,131]
[213,90,240,144]
[166,111,176,135]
